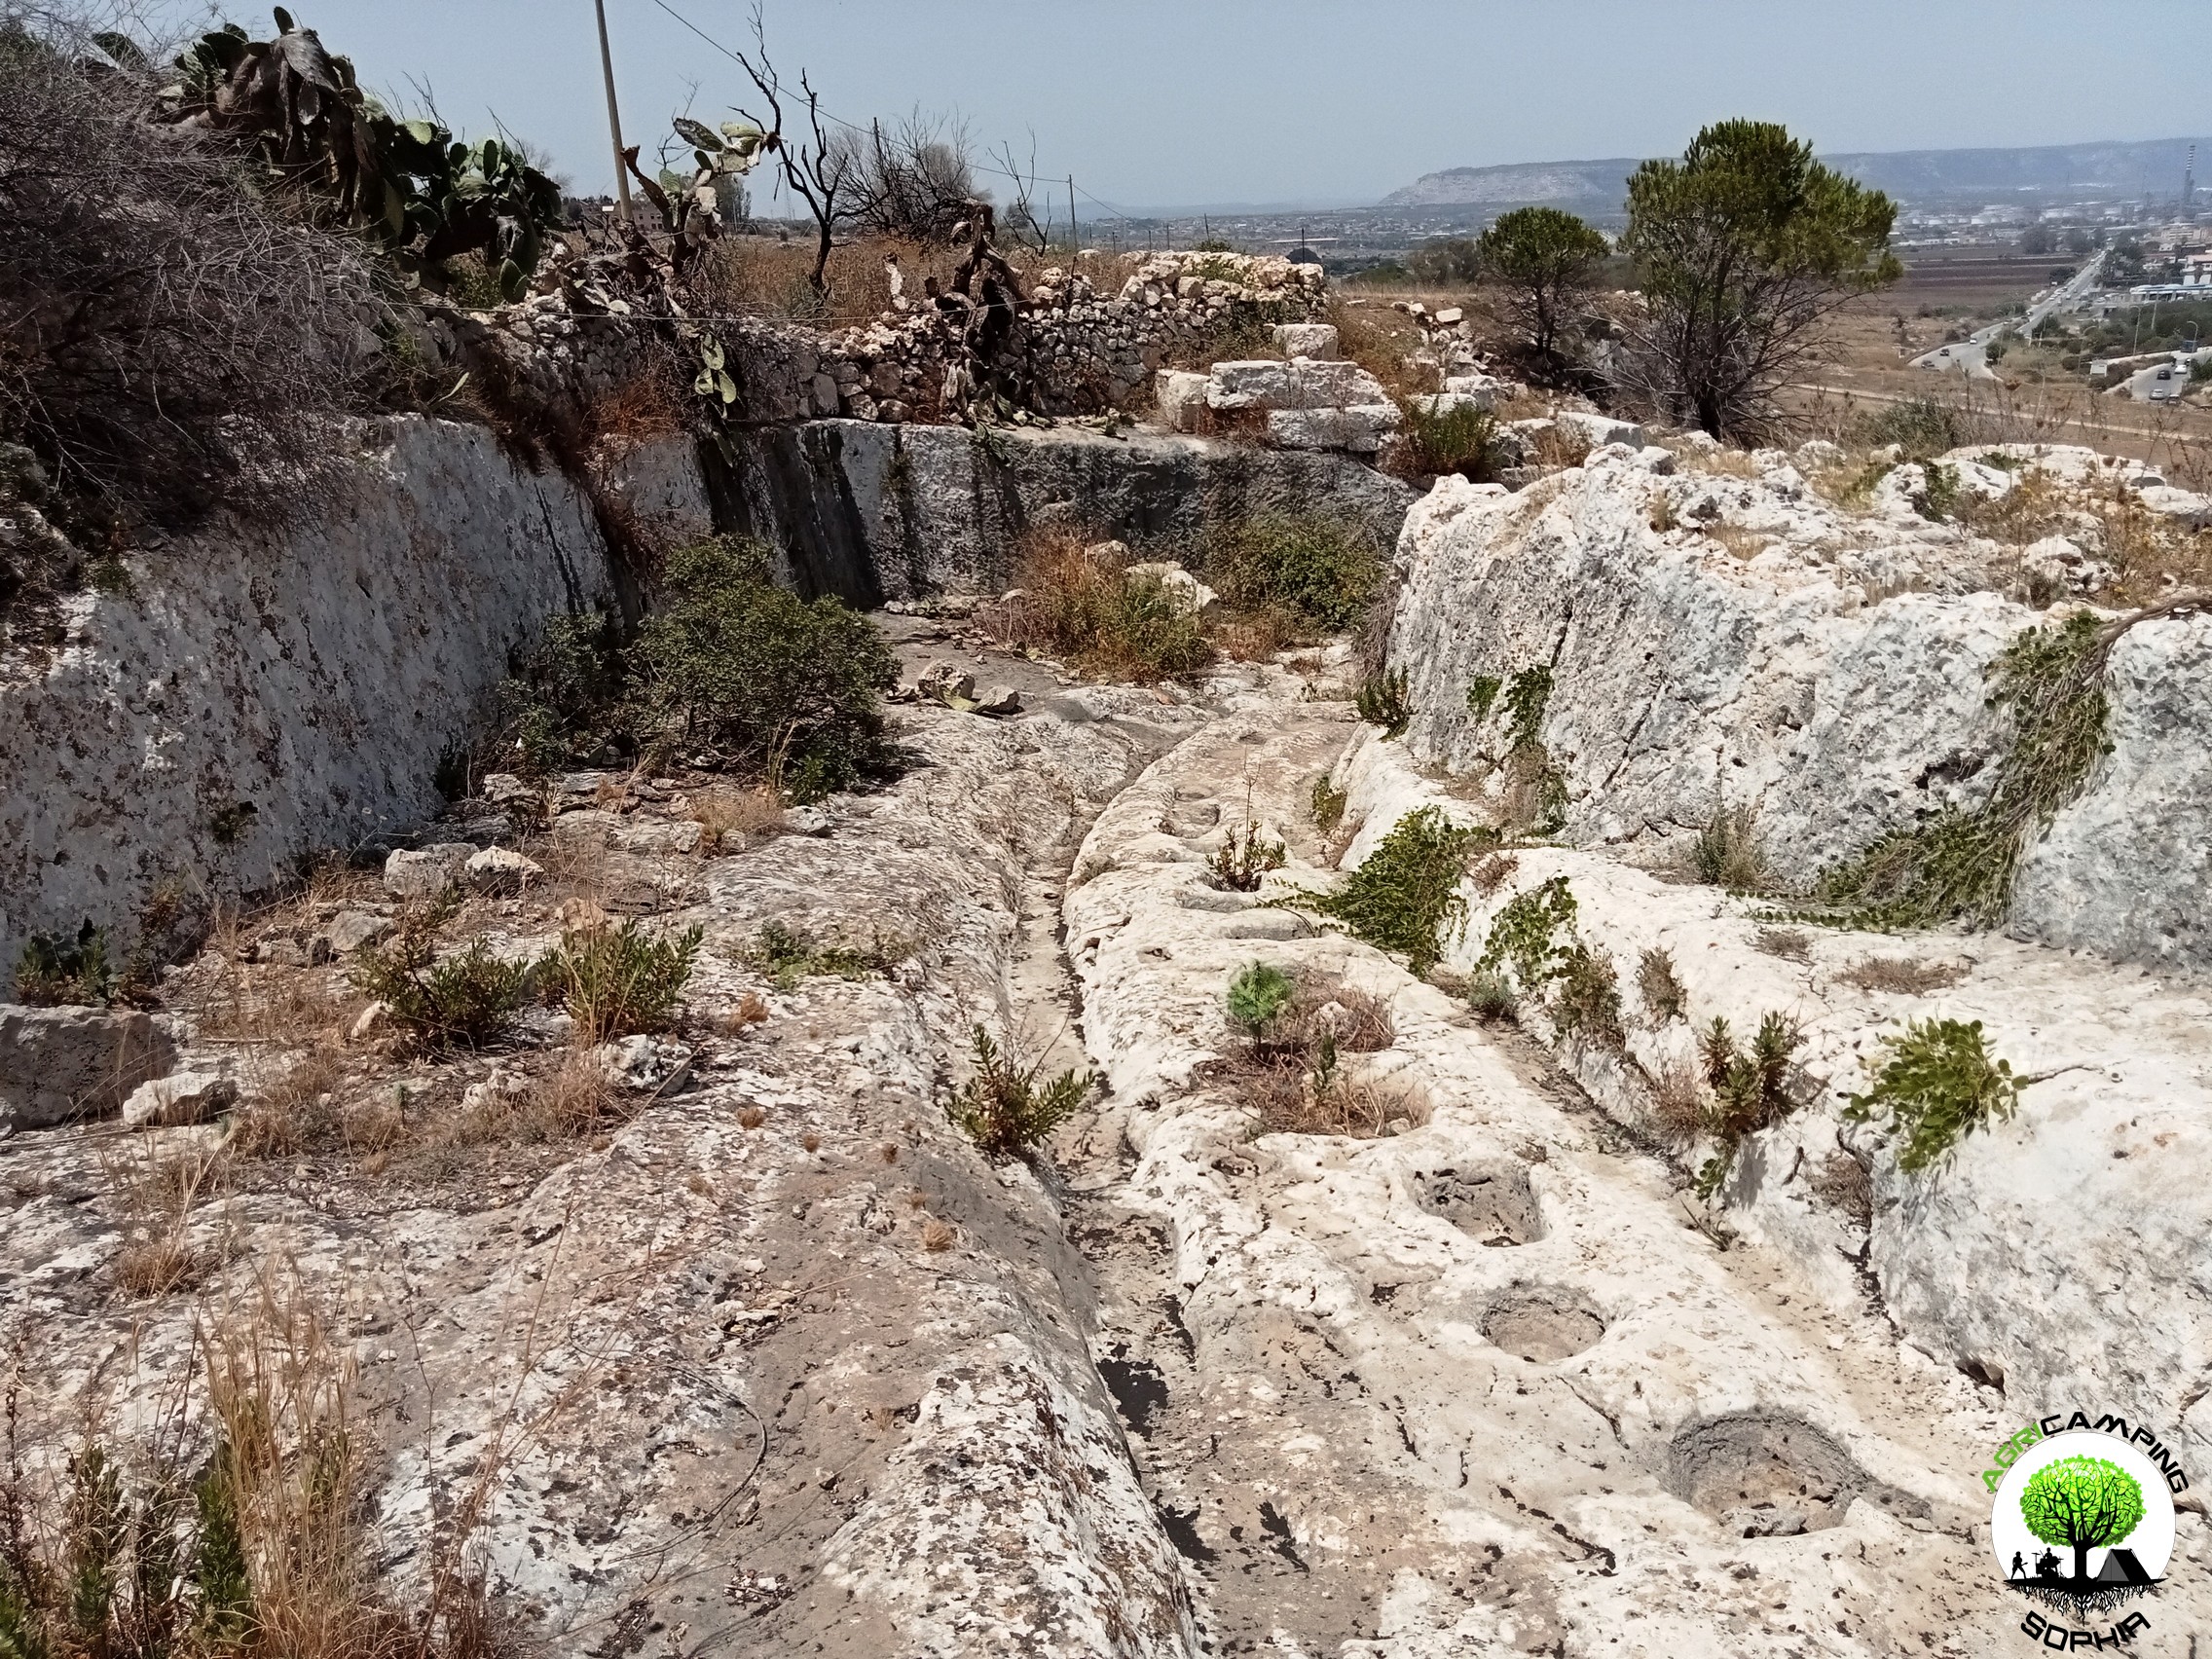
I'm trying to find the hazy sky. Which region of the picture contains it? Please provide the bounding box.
[273,1,2207,211]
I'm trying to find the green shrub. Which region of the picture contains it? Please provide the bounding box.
[14,920,116,1007]
[352,928,539,1051]
[1910,461,1963,522]
[1501,666,1553,753]
[632,537,901,800]
[1356,668,1412,738]
[1551,941,1624,1050]
[1393,399,1504,482]
[1466,969,1517,1022]
[1856,395,1963,461]
[1466,675,1502,721]
[1689,1011,1804,1200]
[744,919,903,992]
[1209,808,1286,892]
[1308,806,1481,975]
[1309,774,1347,832]
[1204,513,1382,634]
[948,1026,1090,1159]
[1844,1016,2020,1173]
[1817,611,2111,930]
[1226,962,1296,1032]
[1477,875,1577,991]
[542,921,702,1044]
[1690,801,1768,892]
[498,608,627,776]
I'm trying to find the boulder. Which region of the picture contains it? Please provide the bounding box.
[549,809,621,851]
[350,1001,392,1043]
[0,1004,176,1131]
[122,1070,239,1129]
[480,772,540,806]
[1553,411,1646,451]
[1264,403,1402,456]
[594,1036,695,1093]
[466,846,545,895]
[2137,483,2212,528]
[1124,562,1219,612]
[1271,322,1340,360]
[1206,358,1390,413]
[320,910,391,956]
[783,805,833,836]
[609,819,704,856]
[384,842,474,900]
[975,685,1023,717]
[2020,535,2114,597]
[1153,370,1210,433]
[1408,390,1494,420]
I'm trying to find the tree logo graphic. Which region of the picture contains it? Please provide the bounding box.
[1988,1421,2178,1629]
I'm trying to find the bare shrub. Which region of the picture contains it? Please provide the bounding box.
[1468,850,1520,896]
[838,109,977,242]
[1838,955,1969,995]
[691,783,786,851]
[1637,945,1687,1021]
[1646,1055,1708,1147]
[1752,926,1813,964]
[0,13,374,538]
[1806,1147,1873,1223]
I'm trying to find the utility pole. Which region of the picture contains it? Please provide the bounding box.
[594,0,633,223]
[1068,176,1078,255]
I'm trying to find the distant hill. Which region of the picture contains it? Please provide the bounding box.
[1381,137,2212,215]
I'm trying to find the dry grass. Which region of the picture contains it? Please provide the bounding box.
[1838,955,1970,995]
[444,1054,621,1147]
[690,784,786,851]
[1662,439,1762,478]
[1645,1056,1709,1148]
[1523,423,1594,471]
[228,1045,346,1159]
[1468,850,1520,897]
[737,1105,767,1129]
[977,526,1212,682]
[103,1138,222,1298]
[684,232,968,328]
[1806,1147,1873,1223]
[1637,946,1688,1022]
[920,1218,957,1253]
[581,371,688,447]
[1752,927,1813,964]
[1221,968,1416,1139]
[1247,1063,1431,1138]
[1702,523,1773,560]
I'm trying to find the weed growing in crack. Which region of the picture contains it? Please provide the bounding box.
[1844,1016,2020,1174]
[1226,962,1297,1034]
[1303,806,1481,975]
[1815,610,2115,929]
[947,1027,1090,1160]
[1637,946,1688,1021]
[1467,675,1502,721]
[542,920,702,1044]
[1355,667,1412,738]
[1690,801,1769,892]
[1690,1012,1805,1200]
[743,920,905,992]
[1309,774,1347,833]
[1551,941,1625,1051]
[1209,803,1286,892]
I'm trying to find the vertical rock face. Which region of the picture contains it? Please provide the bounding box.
[0,419,711,982]
[1385,450,2212,972]
[702,420,1417,604]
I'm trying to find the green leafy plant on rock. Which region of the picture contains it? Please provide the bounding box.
[14,920,118,1007]
[1477,875,1577,993]
[541,920,703,1044]
[1203,513,1382,634]
[948,1027,1090,1160]
[1226,961,1297,1033]
[744,919,903,992]
[1305,806,1482,975]
[1356,668,1412,738]
[1816,611,2115,930]
[351,926,538,1051]
[1843,1016,2021,1174]
[1691,1012,1804,1200]
[1551,940,1625,1051]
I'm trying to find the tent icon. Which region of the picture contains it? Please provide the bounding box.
[2093,1549,2156,1586]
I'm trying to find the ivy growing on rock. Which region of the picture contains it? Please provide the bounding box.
[1815,610,2115,930]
